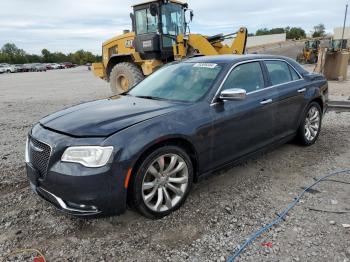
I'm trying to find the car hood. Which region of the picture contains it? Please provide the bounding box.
[40,95,186,137]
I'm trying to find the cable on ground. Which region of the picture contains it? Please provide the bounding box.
[226,168,350,262]
[2,248,46,262]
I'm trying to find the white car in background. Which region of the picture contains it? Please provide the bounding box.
[0,64,16,73]
[51,63,64,69]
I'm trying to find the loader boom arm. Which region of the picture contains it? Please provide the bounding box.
[173,27,248,60]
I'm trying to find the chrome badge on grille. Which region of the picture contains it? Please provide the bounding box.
[30,141,44,152]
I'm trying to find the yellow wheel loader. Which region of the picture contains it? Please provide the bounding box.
[92,0,248,94]
[296,40,320,64]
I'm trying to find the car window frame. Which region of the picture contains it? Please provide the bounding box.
[288,64,301,81]
[264,60,301,86]
[211,58,304,105]
[220,61,267,94]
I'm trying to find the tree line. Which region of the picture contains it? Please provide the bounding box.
[0,23,327,64]
[251,23,326,40]
[0,43,102,65]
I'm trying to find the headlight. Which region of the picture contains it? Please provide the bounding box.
[61,146,114,167]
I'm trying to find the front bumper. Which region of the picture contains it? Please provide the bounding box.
[31,182,101,216]
[26,124,129,217]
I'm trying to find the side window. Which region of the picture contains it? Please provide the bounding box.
[135,10,147,34]
[222,62,265,93]
[135,9,158,34]
[289,65,301,81]
[265,61,292,85]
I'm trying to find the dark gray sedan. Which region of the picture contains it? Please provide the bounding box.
[26,55,328,218]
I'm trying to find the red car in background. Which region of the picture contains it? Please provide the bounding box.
[62,62,76,68]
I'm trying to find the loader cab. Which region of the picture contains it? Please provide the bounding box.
[305,40,320,51]
[132,0,188,61]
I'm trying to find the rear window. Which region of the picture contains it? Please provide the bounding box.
[289,65,301,81]
[265,60,293,85]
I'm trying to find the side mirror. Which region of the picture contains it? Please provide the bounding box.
[219,88,246,101]
[150,4,158,16]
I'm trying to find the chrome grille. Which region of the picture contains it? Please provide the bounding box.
[29,136,51,177]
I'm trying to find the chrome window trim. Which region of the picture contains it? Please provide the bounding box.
[210,58,304,106]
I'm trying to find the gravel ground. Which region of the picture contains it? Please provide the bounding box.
[0,65,349,262]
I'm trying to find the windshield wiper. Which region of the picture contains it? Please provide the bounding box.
[135,95,166,101]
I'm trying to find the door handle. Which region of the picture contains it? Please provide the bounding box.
[260,98,272,105]
[297,88,306,93]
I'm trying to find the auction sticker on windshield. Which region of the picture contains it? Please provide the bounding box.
[193,63,218,69]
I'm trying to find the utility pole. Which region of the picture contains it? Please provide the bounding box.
[341,3,348,49]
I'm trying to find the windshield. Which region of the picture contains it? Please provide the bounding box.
[128,62,223,102]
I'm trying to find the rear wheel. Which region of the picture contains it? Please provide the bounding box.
[296,102,322,146]
[109,62,144,94]
[130,146,193,219]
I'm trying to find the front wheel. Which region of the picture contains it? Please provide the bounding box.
[296,102,322,146]
[130,146,193,219]
[109,62,144,94]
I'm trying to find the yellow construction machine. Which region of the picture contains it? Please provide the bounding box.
[92,0,248,94]
[296,39,320,64]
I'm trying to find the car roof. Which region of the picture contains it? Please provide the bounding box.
[185,54,295,64]
[184,54,309,75]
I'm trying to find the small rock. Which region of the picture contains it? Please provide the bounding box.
[342,224,350,228]
[329,221,336,225]
[345,247,350,257]
[15,230,22,235]
[220,256,225,262]
[331,199,338,205]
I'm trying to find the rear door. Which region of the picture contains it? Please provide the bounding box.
[263,60,307,139]
[210,61,279,168]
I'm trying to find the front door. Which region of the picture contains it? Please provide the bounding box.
[210,61,278,169]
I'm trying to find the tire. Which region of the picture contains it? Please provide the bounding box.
[296,102,322,146]
[129,146,193,219]
[309,53,317,64]
[109,62,144,94]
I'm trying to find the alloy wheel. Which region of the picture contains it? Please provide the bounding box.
[141,154,189,212]
[304,106,320,141]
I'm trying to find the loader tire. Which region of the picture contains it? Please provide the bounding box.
[109,62,144,94]
[309,53,317,64]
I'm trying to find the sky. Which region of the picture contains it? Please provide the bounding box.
[0,0,348,55]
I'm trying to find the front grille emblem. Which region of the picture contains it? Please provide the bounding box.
[30,142,44,153]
